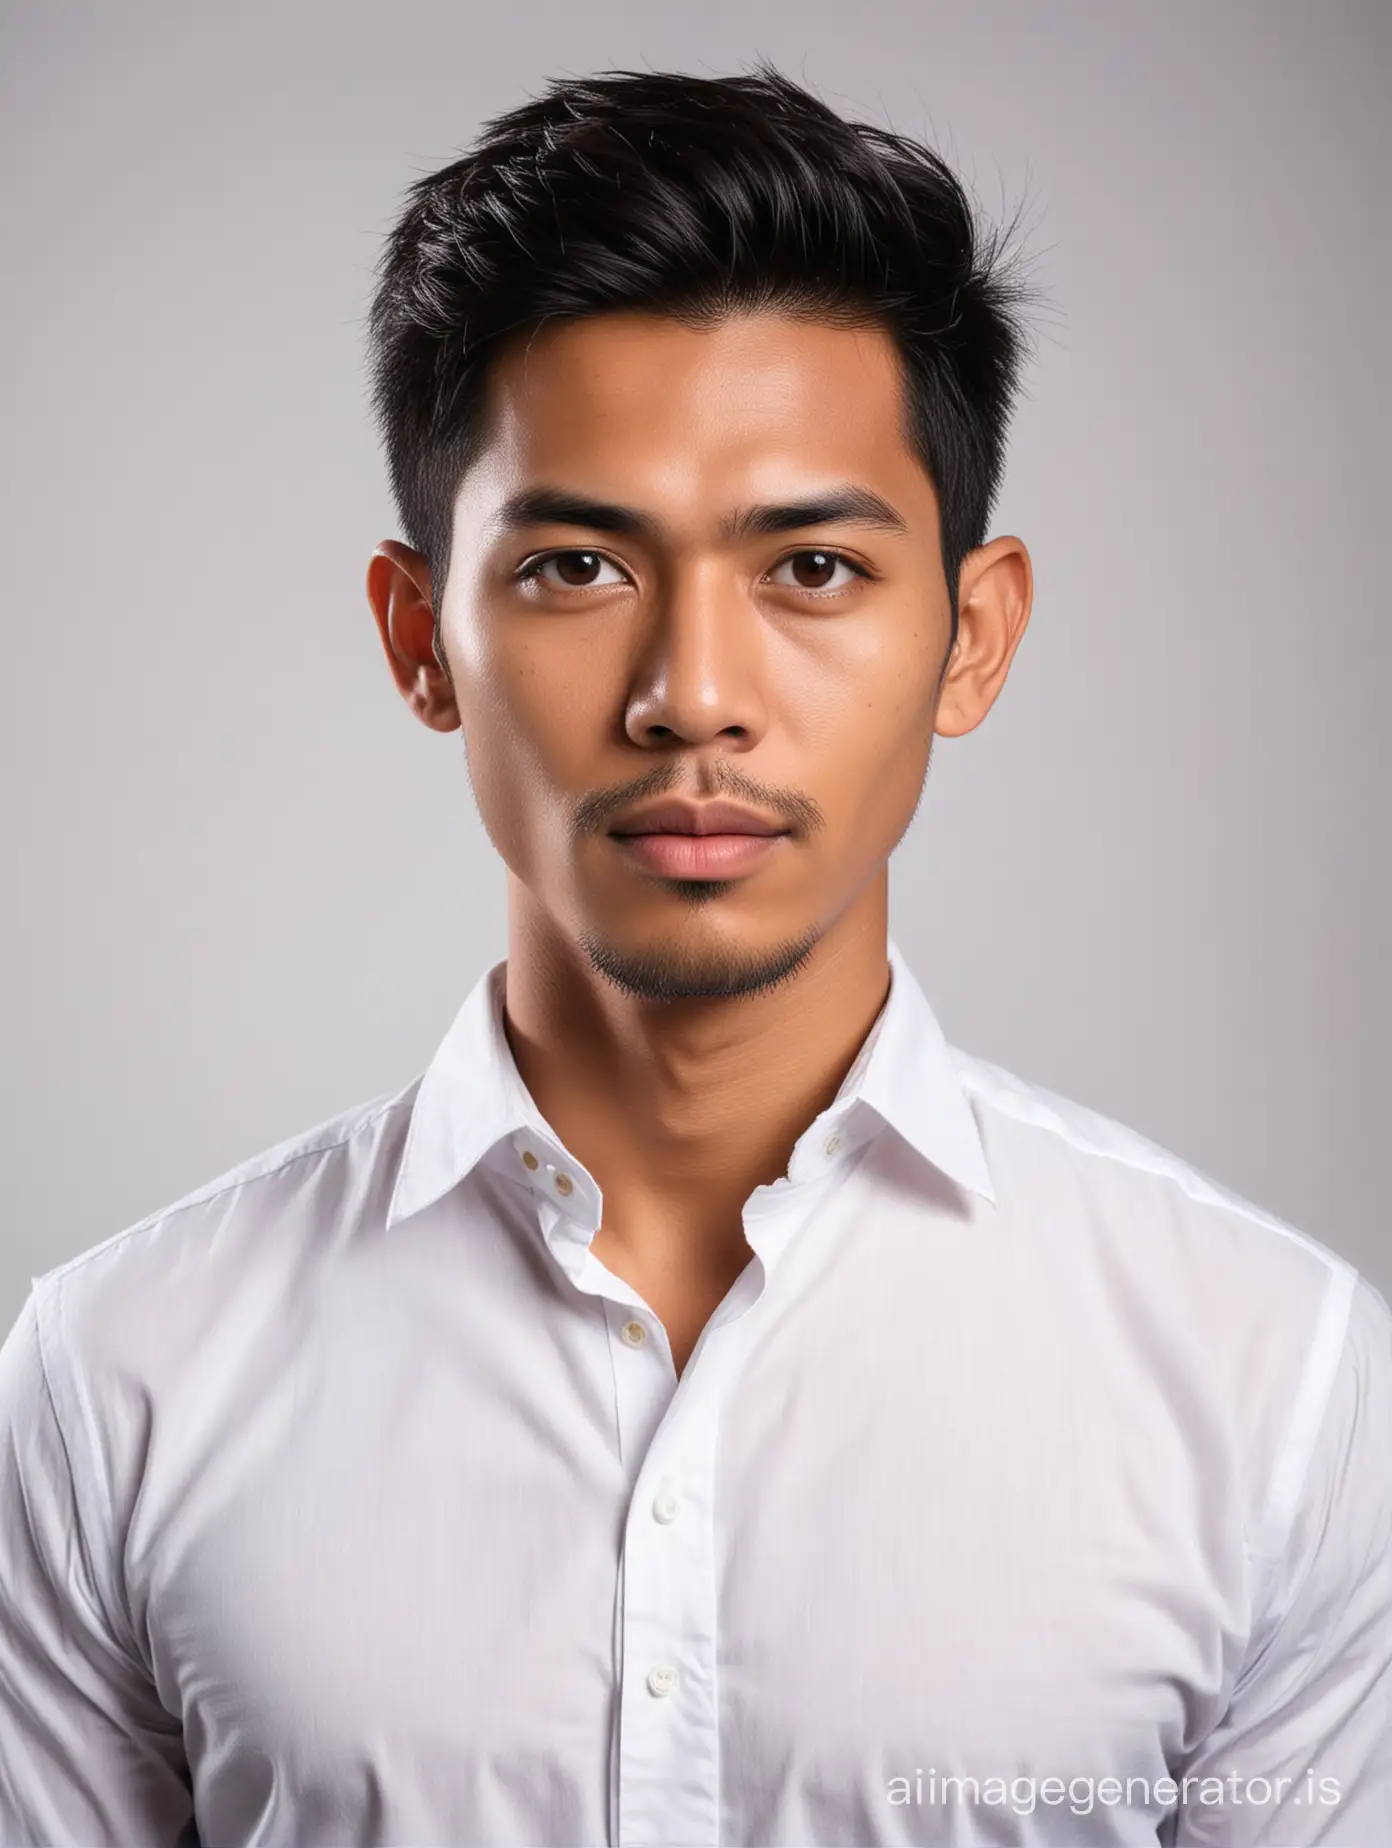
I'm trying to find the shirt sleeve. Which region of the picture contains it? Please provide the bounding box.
[1169,1267,1392,1847]
[0,1284,200,1847]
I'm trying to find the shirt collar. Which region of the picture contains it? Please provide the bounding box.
[385,934,995,1232]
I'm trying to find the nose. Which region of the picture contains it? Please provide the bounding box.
[622,561,769,750]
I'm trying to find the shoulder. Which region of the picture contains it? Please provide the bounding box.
[29,1078,421,1360]
[945,1044,1375,1421]
[945,1048,1392,1535]
[950,1043,1353,1288]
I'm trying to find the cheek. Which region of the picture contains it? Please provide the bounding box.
[451,603,609,754]
[811,678,939,864]
[452,646,599,863]
[811,651,938,780]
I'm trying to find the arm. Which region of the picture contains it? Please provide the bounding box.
[0,1286,199,1847]
[1170,1269,1392,1846]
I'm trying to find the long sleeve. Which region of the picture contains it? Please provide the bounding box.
[1169,1269,1392,1846]
[0,1285,199,1847]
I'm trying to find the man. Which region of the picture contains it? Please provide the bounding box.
[0,60,1387,1848]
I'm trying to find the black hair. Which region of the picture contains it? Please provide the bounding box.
[366,61,1043,652]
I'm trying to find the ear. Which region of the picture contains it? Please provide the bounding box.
[365,541,460,733]
[933,536,1033,740]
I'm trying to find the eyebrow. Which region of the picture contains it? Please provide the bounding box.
[492,483,909,543]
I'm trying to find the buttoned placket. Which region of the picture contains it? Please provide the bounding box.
[509,1120,865,1848]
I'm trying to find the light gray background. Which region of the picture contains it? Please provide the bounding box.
[2,0,1387,1331]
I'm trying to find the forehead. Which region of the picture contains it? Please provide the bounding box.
[470,310,923,504]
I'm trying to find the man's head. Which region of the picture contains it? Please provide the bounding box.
[365,65,1038,1002]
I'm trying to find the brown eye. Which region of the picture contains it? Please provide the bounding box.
[553,551,603,585]
[520,550,627,589]
[769,550,863,593]
[558,547,606,583]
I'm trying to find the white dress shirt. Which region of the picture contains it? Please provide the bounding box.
[1,936,1389,1848]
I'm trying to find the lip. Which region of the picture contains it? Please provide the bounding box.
[611,832,788,879]
[608,798,787,837]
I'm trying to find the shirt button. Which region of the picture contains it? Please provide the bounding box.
[554,1173,574,1196]
[646,1663,679,1698]
[823,1131,843,1157]
[519,1148,540,1171]
[620,1319,648,1347]
[652,1491,680,1524]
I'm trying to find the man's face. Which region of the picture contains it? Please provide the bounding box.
[380,308,1027,1000]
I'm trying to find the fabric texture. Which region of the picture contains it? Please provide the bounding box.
[1,937,1388,1846]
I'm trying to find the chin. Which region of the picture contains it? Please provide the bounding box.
[574,920,823,1004]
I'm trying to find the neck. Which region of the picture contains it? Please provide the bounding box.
[499,877,892,1242]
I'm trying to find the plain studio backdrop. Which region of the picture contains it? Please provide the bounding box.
[1,1,1387,1331]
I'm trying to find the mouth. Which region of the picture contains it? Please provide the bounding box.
[608,830,790,880]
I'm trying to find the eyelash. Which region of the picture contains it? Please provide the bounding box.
[514,548,874,597]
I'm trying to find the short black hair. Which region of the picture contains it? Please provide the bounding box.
[366,62,1043,650]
